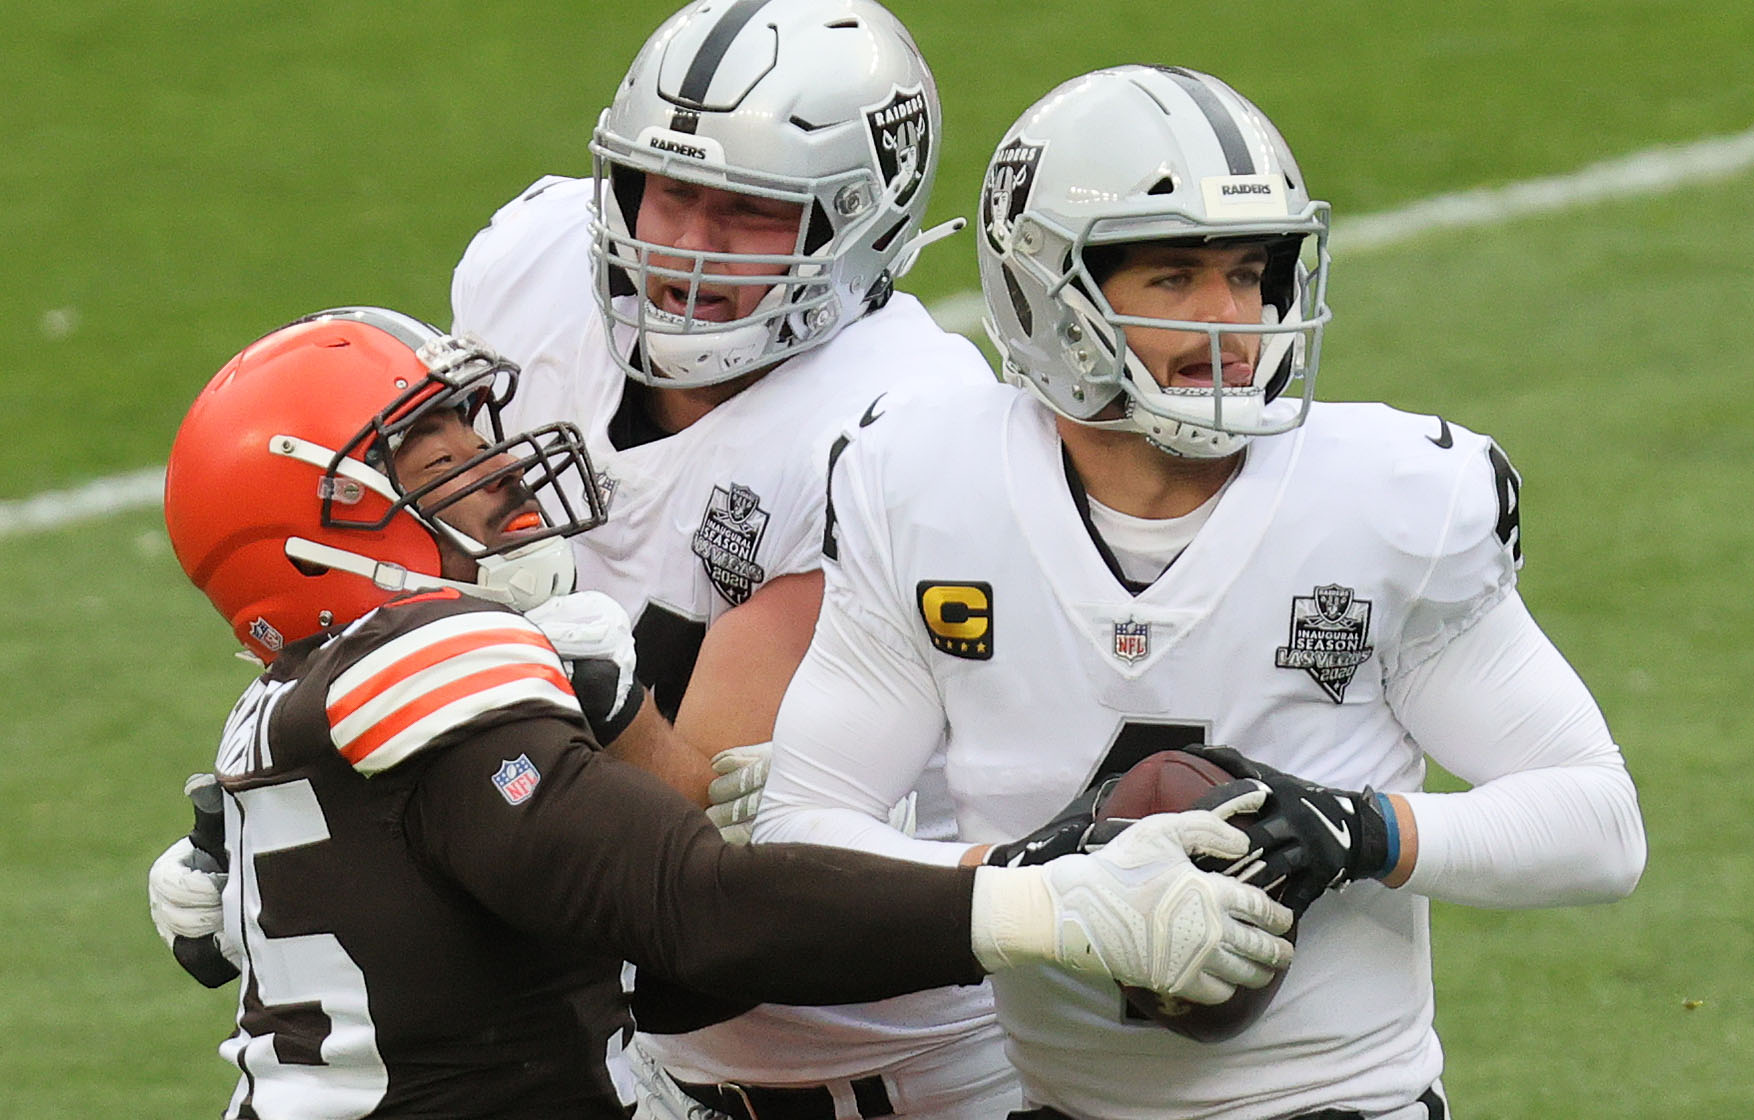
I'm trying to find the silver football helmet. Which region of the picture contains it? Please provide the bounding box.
[591,0,950,387]
[977,66,1332,458]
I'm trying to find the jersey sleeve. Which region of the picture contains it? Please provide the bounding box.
[320,595,583,775]
[1387,592,1646,907]
[1385,422,1522,679]
[402,715,985,1004]
[757,415,971,866]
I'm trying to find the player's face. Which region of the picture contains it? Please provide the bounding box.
[635,174,806,323]
[392,408,544,581]
[1099,243,1267,390]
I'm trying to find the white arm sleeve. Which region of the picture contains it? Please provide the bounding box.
[1388,591,1646,907]
[755,593,971,867]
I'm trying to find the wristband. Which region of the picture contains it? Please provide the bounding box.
[1372,790,1400,880]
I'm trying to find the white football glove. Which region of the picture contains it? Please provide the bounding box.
[705,743,771,845]
[706,742,918,845]
[970,787,1294,1005]
[148,835,227,950]
[526,591,640,740]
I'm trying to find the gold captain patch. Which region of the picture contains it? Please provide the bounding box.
[917,581,993,660]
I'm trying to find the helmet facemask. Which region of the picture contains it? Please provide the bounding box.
[278,332,607,611]
[587,0,950,388]
[591,151,869,386]
[1053,229,1330,459]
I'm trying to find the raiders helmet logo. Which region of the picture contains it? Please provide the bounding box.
[864,86,931,208]
[981,139,1045,254]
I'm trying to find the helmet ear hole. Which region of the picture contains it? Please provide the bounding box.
[289,556,328,577]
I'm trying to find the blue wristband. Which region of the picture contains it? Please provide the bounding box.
[1373,790,1400,879]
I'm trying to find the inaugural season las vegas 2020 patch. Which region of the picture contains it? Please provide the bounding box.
[692,482,770,606]
[1274,583,1374,703]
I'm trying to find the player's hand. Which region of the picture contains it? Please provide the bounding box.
[706,743,770,845]
[526,591,642,745]
[971,792,1295,1005]
[149,836,225,947]
[148,774,241,987]
[1183,745,1392,911]
[983,777,1123,868]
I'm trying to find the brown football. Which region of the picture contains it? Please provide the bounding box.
[1095,749,1295,1042]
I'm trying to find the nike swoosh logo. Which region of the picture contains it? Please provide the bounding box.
[1301,796,1351,849]
[859,393,887,428]
[1428,416,1453,449]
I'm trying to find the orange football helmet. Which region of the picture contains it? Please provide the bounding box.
[164,307,606,662]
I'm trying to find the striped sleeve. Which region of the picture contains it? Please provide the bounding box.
[325,609,579,774]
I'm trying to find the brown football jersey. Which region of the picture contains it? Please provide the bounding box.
[208,589,981,1119]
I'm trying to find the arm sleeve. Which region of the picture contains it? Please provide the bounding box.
[404,717,985,1004]
[754,423,975,865]
[756,593,970,866]
[1387,591,1647,907]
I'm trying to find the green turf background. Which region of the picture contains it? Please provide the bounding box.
[3,2,1751,1116]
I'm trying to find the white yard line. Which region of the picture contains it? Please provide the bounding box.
[7,127,1752,540]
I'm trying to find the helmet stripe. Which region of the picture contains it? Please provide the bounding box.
[1158,67,1256,176]
[669,0,774,132]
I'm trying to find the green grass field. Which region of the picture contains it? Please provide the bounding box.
[3,2,1751,1116]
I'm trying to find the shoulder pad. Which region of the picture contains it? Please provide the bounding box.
[323,595,579,775]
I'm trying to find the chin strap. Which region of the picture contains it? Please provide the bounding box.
[285,535,575,613]
[284,537,484,601]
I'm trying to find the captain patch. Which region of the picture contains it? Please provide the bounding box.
[1274,583,1374,703]
[917,581,993,660]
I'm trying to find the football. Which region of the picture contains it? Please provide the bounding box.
[1095,749,1295,1042]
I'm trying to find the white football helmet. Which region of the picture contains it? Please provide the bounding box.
[591,0,950,386]
[977,66,1332,458]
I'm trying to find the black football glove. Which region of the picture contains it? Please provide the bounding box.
[984,777,1129,867]
[168,774,242,988]
[1184,745,1393,914]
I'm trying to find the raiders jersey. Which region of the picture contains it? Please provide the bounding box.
[776,385,1526,1119]
[206,590,983,1120]
[451,177,1008,1090]
[452,175,996,717]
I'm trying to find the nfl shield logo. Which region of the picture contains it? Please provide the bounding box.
[492,754,542,806]
[1113,620,1151,664]
[248,616,284,652]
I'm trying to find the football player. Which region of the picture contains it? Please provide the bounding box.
[157,306,1296,1120]
[150,2,1008,1115]
[446,1,1010,1116]
[756,66,1648,1120]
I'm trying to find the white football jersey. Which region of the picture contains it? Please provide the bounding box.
[793,383,1523,1119]
[451,177,1007,1091]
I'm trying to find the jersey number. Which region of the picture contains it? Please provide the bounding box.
[223,780,388,1117]
[632,601,708,721]
[1488,441,1522,565]
[1089,719,1211,789]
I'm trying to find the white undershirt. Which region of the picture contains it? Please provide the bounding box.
[1085,484,1227,585]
